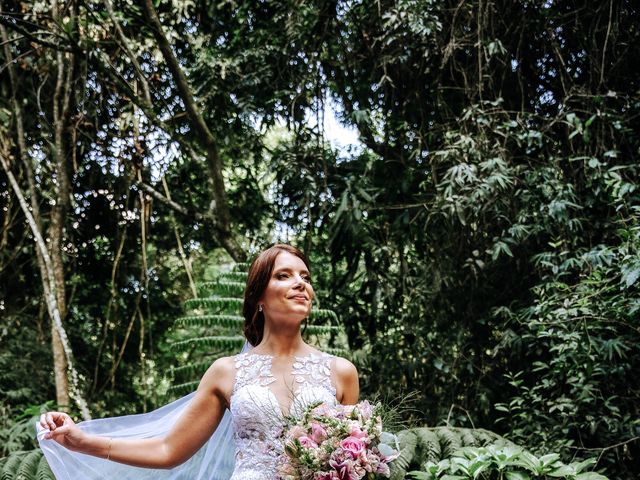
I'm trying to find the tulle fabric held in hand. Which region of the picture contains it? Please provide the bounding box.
[34,343,252,480]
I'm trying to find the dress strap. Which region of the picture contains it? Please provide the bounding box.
[233,353,276,393]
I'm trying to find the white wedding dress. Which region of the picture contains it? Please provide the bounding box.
[37,350,337,480]
[230,352,337,479]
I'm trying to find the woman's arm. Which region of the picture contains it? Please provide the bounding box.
[40,357,235,469]
[333,357,360,405]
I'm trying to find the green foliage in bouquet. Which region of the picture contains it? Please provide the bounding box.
[168,262,348,396]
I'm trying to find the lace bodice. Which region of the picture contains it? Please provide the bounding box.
[229,352,336,480]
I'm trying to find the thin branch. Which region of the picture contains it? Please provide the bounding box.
[0,47,34,75]
[102,0,152,106]
[569,435,640,453]
[599,0,613,88]
[137,178,149,411]
[162,176,197,297]
[136,181,203,220]
[0,33,23,46]
[0,15,76,52]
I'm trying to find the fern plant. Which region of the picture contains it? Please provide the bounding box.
[390,426,510,480]
[0,450,55,480]
[388,426,608,480]
[168,262,347,396]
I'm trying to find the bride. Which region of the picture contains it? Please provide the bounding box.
[38,244,359,479]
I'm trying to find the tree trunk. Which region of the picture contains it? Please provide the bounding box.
[141,0,244,261]
[1,18,73,407]
[0,146,91,420]
[49,0,75,408]
[1,2,91,416]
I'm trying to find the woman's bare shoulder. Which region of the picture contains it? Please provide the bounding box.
[199,355,237,399]
[331,355,359,379]
[330,355,359,403]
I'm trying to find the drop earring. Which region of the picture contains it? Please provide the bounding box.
[258,304,263,312]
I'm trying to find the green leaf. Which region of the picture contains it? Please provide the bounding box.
[469,461,490,479]
[574,473,609,480]
[407,472,433,480]
[621,261,640,287]
[539,454,561,466]
[548,465,576,477]
[505,472,531,480]
[571,458,596,473]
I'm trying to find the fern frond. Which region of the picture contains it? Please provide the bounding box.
[412,427,442,464]
[171,335,245,352]
[1,451,26,479]
[170,361,215,380]
[433,427,463,458]
[35,454,54,480]
[219,271,248,282]
[390,430,418,480]
[184,297,243,312]
[231,263,250,273]
[16,450,41,480]
[175,314,243,329]
[459,428,480,447]
[322,347,350,357]
[198,281,245,297]
[167,381,200,396]
[309,309,339,322]
[303,325,342,335]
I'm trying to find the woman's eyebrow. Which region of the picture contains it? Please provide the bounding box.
[273,267,311,275]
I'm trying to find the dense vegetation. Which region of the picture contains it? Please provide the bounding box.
[1,1,638,478]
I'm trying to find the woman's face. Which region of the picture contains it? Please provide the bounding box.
[260,251,314,324]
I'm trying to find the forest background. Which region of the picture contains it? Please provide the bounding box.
[1,0,638,479]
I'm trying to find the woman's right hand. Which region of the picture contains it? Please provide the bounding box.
[39,412,88,452]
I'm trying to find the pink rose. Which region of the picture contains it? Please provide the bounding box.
[299,435,318,449]
[311,422,328,444]
[348,423,368,440]
[339,436,366,459]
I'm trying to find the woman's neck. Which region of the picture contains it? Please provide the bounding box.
[252,329,309,357]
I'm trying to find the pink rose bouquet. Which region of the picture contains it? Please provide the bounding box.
[277,400,399,480]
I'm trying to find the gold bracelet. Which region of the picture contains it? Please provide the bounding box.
[107,437,113,461]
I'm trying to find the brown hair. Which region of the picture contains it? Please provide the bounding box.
[242,244,311,346]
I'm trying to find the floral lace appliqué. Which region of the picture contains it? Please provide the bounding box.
[233,353,276,392]
[292,353,336,397]
[229,352,336,480]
